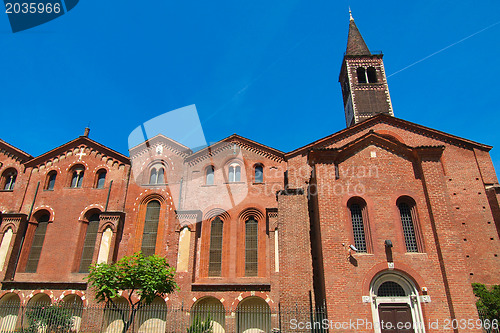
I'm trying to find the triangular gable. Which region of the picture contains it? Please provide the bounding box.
[0,138,32,163]
[308,130,444,165]
[128,134,192,159]
[287,114,491,159]
[186,134,285,166]
[24,136,130,168]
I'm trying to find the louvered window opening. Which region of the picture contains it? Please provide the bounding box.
[208,217,223,277]
[350,204,367,252]
[25,214,50,273]
[377,281,407,297]
[399,203,418,252]
[141,201,161,257]
[245,218,258,276]
[79,214,100,272]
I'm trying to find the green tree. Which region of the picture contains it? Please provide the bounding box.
[86,252,177,333]
[472,283,500,321]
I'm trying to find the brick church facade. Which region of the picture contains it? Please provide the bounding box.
[0,14,499,333]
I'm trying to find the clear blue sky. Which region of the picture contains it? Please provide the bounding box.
[1,1,499,171]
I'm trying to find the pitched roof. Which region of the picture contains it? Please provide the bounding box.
[128,134,193,158]
[186,134,285,164]
[286,114,492,158]
[345,14,371,56]
[25,136,130,167]
[0,138,32,162]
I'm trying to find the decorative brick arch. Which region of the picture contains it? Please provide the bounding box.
[230,292,272,309]
[30,206,55,223]
[362,262,426,296]
[203,208,230,221]
[0,290,21,302]
[58,290,88,306]
[78,205,104,222]
[0,222,17,234]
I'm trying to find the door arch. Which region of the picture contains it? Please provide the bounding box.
[370,272,426,333]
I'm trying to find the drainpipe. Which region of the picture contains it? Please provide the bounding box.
[11,181,40,279]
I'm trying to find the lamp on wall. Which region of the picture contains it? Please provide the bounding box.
[384,239,393,248]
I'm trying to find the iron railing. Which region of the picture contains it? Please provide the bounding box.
[0,302,327,333]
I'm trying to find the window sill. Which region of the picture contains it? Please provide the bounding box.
[223,182,246,184]
[0,189,14,192]
[65,187,83,189]
[252,182,265,185]
[43,189,54,192]
[200,184,217,187]
[191,282,270,292]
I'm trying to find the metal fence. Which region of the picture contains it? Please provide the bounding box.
[0,302,327,333]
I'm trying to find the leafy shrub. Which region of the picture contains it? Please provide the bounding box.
[187,315,213,333]
[472,283,500,321]
[25,303,74,333]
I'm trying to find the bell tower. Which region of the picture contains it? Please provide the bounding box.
[339,10,394,127]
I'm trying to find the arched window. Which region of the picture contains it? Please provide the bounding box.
[208,217,223,277]
[254,165,263,183]
[377,281,407,297]
[46,171,57,190]
[141,200,161,256]
[149,164,166,185]
[25,213,50,273]
[79,213,100,272]
[70,166,85,188]
[228,163,241,183]
[398,200,419,252]
[206,166,215,185]
[96,169,107,189]
[245,217,258,276]
[348,199,369,253]
[367,67,377,83]
[2,169,17,191]
[357,67,367,83]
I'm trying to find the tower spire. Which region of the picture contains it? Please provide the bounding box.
[345,10,371,56]
[339,14,394,127]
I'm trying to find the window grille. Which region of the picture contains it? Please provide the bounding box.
[377,281,406,297]
[208,217,223,276]
[25,214,50,272]
[399,203,418,252]
[141,201,161,256]
[245,218,258,276]
[79,214,100,272]
[350,203,367,252]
